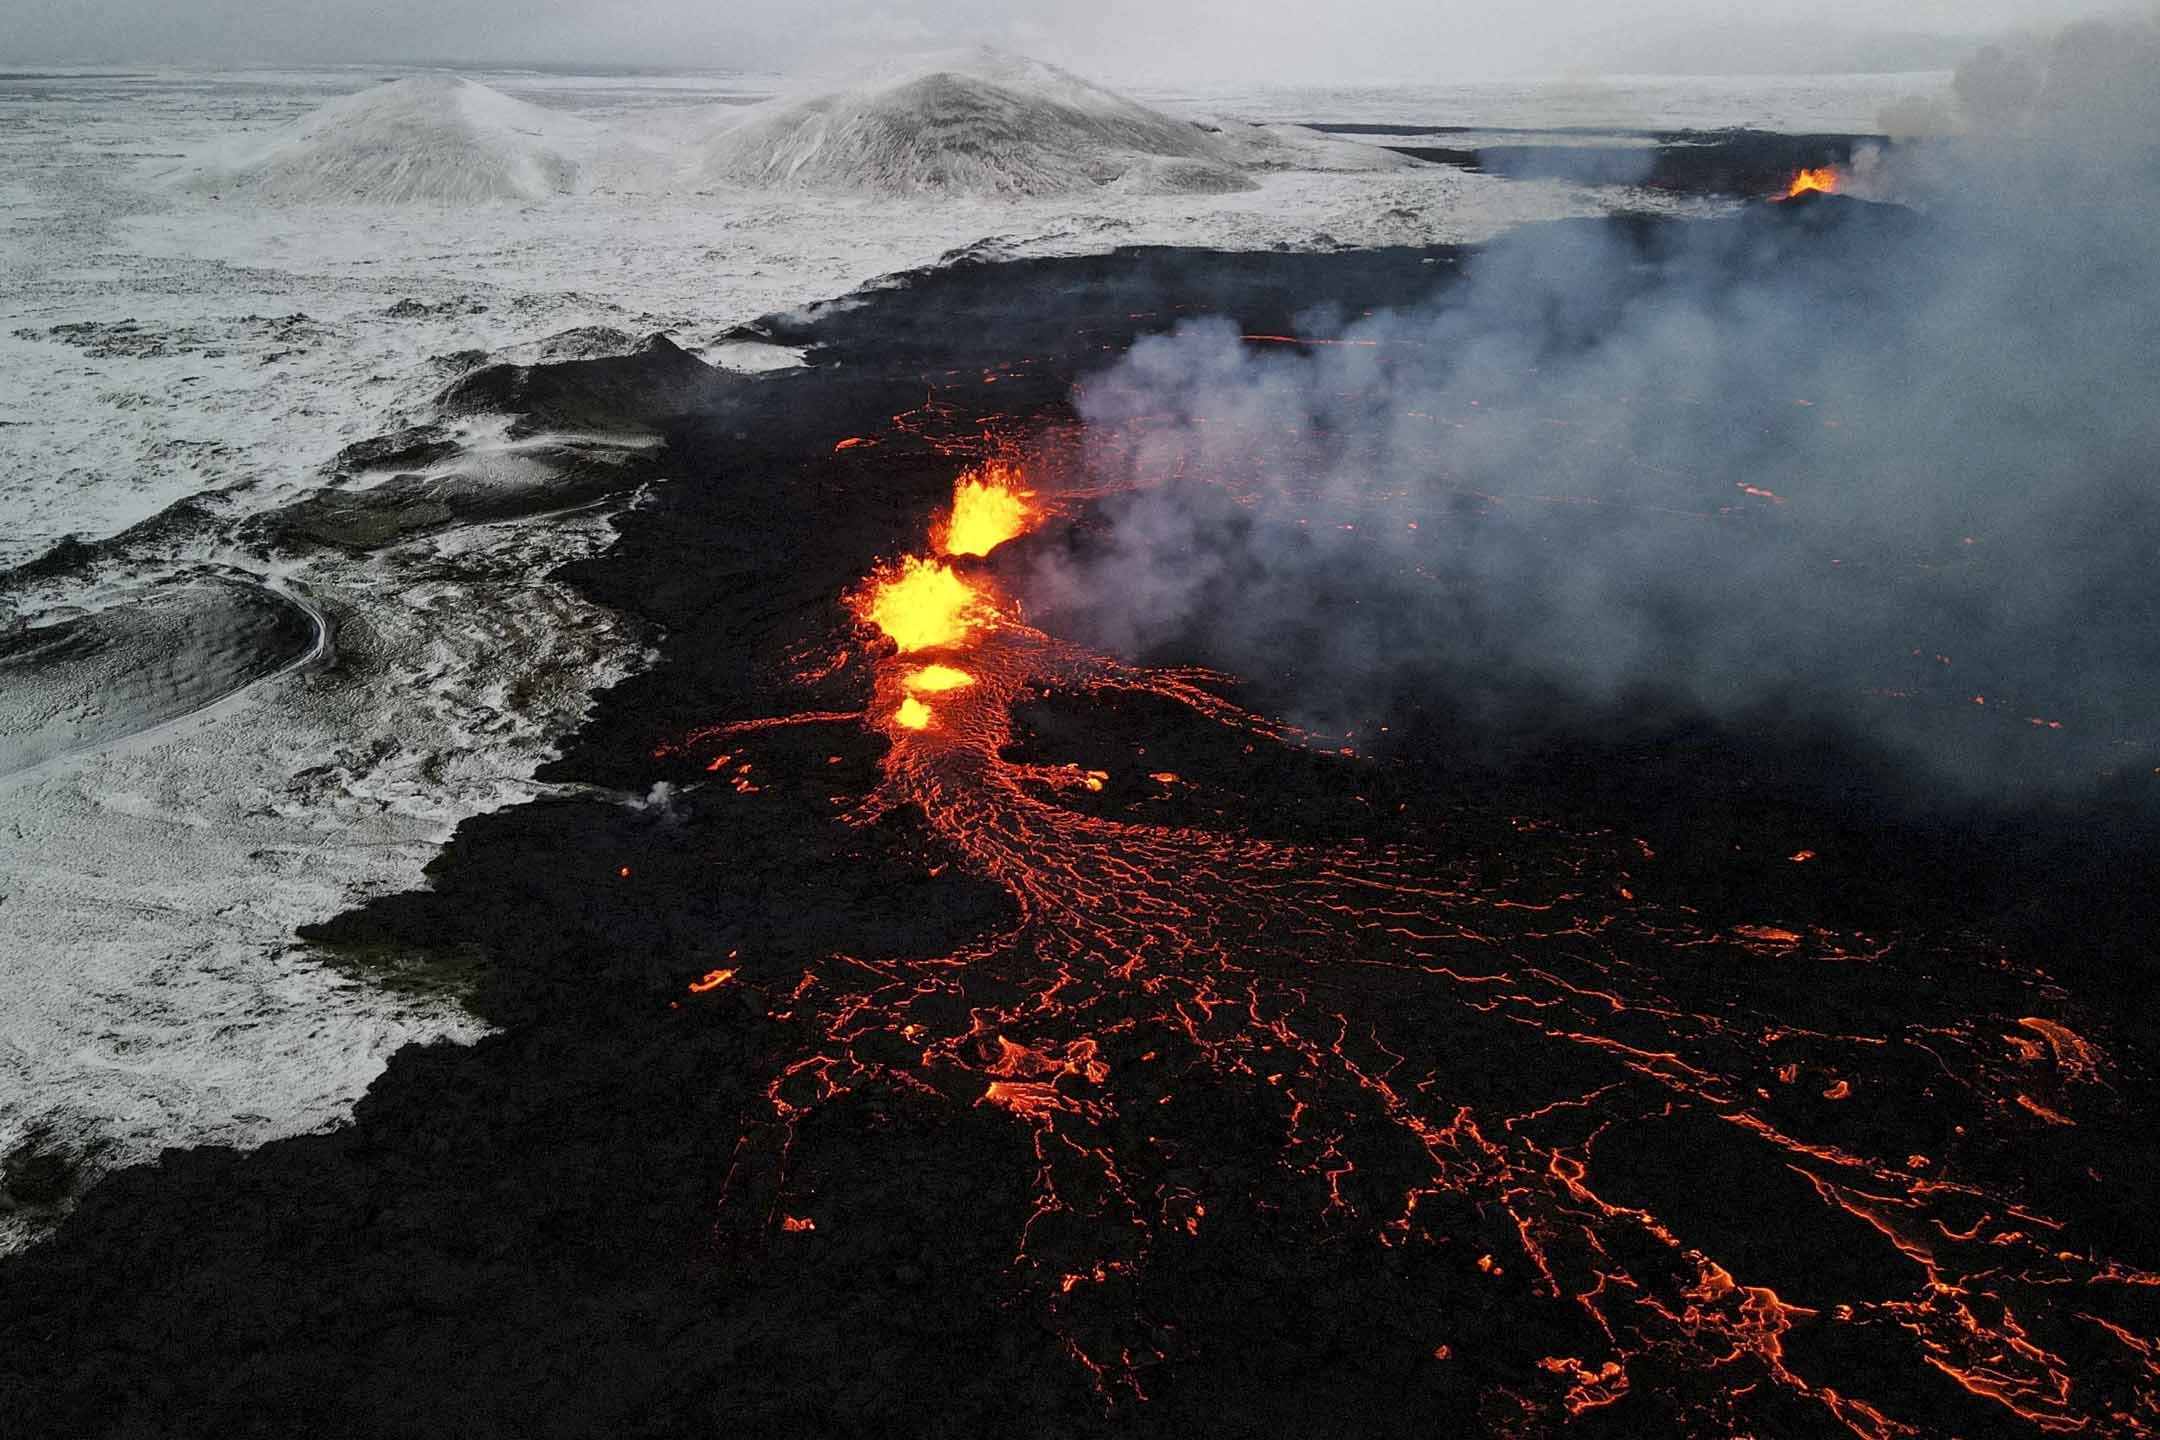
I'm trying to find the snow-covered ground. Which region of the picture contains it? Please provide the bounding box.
[0,58,1876,1247]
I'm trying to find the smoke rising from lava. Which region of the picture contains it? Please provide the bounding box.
[1030,16,2160,801]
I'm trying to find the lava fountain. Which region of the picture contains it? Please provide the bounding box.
[854,555,984,654]
[936,458,1038,557]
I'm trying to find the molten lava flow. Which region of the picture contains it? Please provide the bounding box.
[936,459,1035,557]
[855,554,984,653]
[905,664,976,693]
[689,431,2153,1433]
[1784,166,1839,199]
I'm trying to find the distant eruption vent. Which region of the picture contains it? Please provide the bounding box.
[1782,166,1840,199]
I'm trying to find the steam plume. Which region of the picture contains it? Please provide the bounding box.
[1031,17,2160,802]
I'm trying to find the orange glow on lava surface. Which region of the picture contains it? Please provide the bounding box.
[1784,166,1840,198]
[905,663,977,693]
[683,425,2157,1431]
[937,458,1037,557]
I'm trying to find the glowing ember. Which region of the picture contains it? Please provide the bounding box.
[937,460,1035,557]
[893,696,933,731]
[905,664,976,693]
[857,555,983,653]
[1783,167,1839,199]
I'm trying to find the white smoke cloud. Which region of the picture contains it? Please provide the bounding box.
[1030,15,2160,799]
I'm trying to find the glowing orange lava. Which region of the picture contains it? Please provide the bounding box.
[1783,167,1840,199]
[856,555,983,653]
[686,424,2151,1431]
[937,460,1036,557]
[905,664,976,693]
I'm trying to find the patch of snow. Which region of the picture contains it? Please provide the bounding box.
[0,507,650,1253]
[704,338,813,373]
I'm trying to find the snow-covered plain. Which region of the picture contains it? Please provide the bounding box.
[0,57,1879,1248]
[1132,70,1952,133]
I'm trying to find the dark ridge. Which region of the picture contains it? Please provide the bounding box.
[1383,130,1886,195]
[1388,145,1483,170]
[326,423,461,477]
[0,337,721,588]
[1305,123,1664,139]
[438,332,731,436]
[1306,122,1892,146]
[267,437,664,551]
[0,495,236,597]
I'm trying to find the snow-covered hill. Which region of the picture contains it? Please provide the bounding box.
[147,58,1423,206]
[161,75,620,204]
[693,49,1256,197]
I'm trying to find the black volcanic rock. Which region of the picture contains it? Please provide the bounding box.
[327,423,460,476]
[1379,127,1889,198]
[439,333,730,437]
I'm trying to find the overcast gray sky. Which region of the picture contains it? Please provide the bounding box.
[0,1,2133,83]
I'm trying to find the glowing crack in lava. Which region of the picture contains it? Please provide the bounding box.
[1784,166,1841,199]
[694,436,2158,1432]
